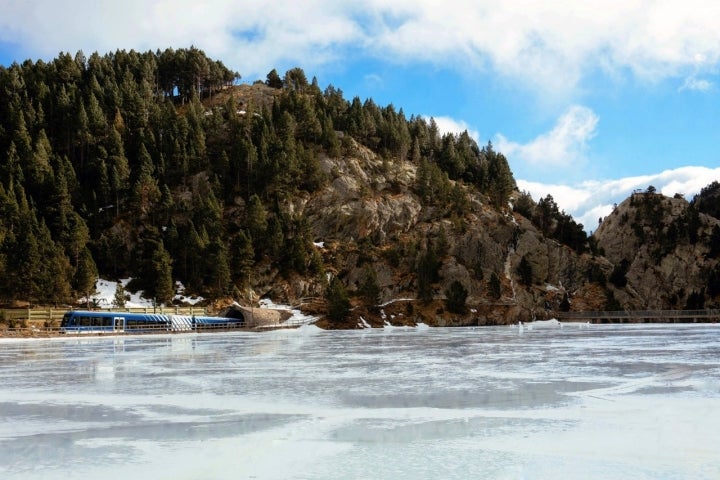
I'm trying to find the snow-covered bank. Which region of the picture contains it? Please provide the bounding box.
[258,298,318,326]
[81,278,205,309]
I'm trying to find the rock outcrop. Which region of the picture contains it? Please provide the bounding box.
[242,138,720,328]
[594,191,720,309]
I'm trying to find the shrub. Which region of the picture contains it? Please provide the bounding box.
[445,280,468,314]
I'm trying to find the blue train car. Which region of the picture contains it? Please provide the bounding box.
[60,310,246,334]
[160,314,245,331]
[60,311,169,333]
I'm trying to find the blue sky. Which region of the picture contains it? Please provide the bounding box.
[2,0,720,231]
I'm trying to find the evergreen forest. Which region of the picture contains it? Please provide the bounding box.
[0,47,586,308]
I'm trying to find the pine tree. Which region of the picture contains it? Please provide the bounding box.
[36,218,73,305]
[438,133,463,179]
[517,255,533,286]
[708,225,720,259]
[6,190,42,301]
[74,247,98,307]
[131,143,161,218]
[27,129,54,196]
[283,67,309,92]
[609,259,630,288]
[417,243,440,304]
[12,113,33,161]
[207,239,231,296]
[287,235,309,274]
[113,281,127,308]
[297,143,325,192]
[265,68,283,89]
[435,225,449,258]
[484,142,515,208]
[416,158,431,201]
[489,272,502,300]
[320,114,341,157]
[264,216,284,259]
[308,247,324,276]
[325,276,350,323]
[152,241,174,305]
[3,142,24,183]
[231,230,255,286]
[246,194,268,242]
[185,222,208,290]
[75,100,91,171]
[107,125,130,215]
[358,265,381,307]
[86,92,107,137]
[445,280,468,314]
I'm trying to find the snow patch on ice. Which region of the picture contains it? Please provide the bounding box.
[522,318,561,331]
[293,324,324,335]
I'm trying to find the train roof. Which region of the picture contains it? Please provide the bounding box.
[66,310,168,319]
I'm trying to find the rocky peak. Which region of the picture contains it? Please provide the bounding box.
[593,189,720,309]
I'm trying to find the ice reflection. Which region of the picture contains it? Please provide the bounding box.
[0,325,719,479]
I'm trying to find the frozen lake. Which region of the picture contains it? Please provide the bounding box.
[1,324,719,479]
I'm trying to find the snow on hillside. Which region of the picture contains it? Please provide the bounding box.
[83,280,314,326]
[258,298,318,326]
[81,279,204,309]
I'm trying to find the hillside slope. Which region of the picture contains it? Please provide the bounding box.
[1,49,718,327]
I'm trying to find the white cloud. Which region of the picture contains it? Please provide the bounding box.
[517,166,720,232]
[0,1,364,79]
[361,0,720,94]
[679,76,713,92]
[363,73,384,88]
[495,106,598,169]
[426,116,480,143]
[3,1,720,93]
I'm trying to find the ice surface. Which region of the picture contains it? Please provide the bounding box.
[1,324,719,479]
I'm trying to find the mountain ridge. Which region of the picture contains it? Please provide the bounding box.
[0,48,718,327]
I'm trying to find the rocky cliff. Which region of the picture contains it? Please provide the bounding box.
[238,135,714,328]
[593,189,720,310]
